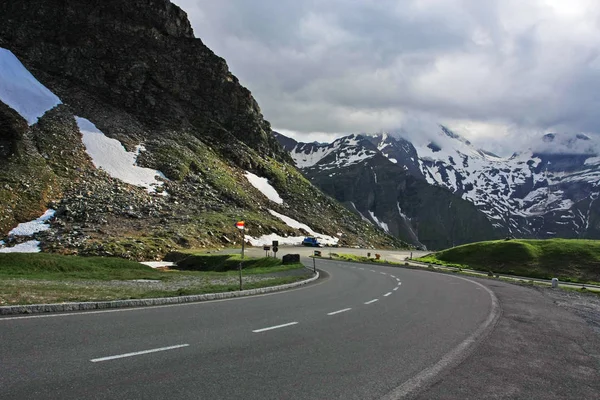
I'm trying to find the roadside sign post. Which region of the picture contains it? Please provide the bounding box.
[313,256,316,274]
[236,221,245,259]
[272,240,279,258]
[236,221,245,290]
[263,245,270,257]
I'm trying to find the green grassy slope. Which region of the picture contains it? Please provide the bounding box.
[419,239,600,283]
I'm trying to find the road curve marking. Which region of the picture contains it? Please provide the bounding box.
[364,299,379,305]
[91,344,189,363]
[252,322,298,333]
[383,292,392,297]
[327,308,352,316]
[381,275,501,400]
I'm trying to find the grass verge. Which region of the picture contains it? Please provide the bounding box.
[321,253,392,264]
[418,239,600,284]
[0,253,309,306]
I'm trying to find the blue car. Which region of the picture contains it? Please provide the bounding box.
[302,237,321,247]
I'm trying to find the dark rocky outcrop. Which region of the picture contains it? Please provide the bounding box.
[0,1,406,257]
[0,0,288,163]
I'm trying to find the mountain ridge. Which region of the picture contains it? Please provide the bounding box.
[0,0,405,257]
[276,127,600,247]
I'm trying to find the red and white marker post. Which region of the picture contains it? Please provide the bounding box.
[236,220,245,290]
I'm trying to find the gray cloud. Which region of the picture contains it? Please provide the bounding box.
[174,0,600,155]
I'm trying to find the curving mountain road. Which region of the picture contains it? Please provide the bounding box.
[0,259,494,400]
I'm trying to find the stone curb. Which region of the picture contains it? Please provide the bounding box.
[0,271,320,316]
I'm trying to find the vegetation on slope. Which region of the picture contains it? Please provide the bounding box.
[418,239,600,283]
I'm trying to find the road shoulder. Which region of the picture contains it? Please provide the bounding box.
[414,279,600,399]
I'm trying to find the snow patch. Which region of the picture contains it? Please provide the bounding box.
[351,202,373,224]
[77,117,167,194]
[267,209,339,245]
[0,240,41,253]
[140,261,176,268]
[245,172,284,204]
[9,209,55,236]
[368,211,390,233]
[244,233,304,247]
[0,48,62,125]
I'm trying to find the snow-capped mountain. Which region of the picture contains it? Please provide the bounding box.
[276,126,600,247]
[390,128,600,238]
[274,132,499,250]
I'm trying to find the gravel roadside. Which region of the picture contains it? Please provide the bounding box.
[414,279,600,400]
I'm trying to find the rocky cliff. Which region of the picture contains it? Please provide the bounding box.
[0,0,405,257]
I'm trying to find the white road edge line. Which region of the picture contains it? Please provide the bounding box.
[364,299,379,305]
[90,344,189,363]
[383,292,392,297]
[381,275,501,400]
[252,322,298,333]
[327,308,352,316]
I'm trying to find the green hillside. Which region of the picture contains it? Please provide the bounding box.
[419,239,600,283]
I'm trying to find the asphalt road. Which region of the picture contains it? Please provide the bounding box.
[0,258,493,400]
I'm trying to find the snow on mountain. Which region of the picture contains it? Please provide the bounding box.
[244,171,284,204]
[0,240,42,253]
[383,127,600,237]
[8,209,55,236]
[245,209,339,246]
[77,117,168,194]
[0,48,61,125]
[279,126,600,242]
[287,134,378,170]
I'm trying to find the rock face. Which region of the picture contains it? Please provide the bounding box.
[0,0,284,161]
[0,1,405,258]
[275,132,499,250]
[276,127,600,248]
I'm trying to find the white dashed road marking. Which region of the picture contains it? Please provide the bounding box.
[383,292,392,297]
[253,322,299,333]
[393,287,399,291]
[364,299,379,305]
[91,344,189,363]
[327,308,352,316]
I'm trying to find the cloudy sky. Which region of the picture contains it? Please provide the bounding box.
[174,0,600,155]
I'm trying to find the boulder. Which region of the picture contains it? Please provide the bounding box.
[282,254,300,265]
